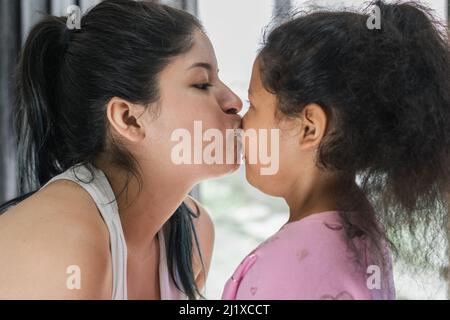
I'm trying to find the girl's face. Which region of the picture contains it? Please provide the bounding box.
[242,58,321,197]
[135,30,243,186]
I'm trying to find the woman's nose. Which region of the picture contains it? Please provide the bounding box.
[220,85,243,115]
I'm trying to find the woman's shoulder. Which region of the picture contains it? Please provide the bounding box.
[0,179,112,299]
[1,179,110,237]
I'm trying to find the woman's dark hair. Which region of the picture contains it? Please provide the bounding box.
[0,0,205,299]
[259,0,450,278]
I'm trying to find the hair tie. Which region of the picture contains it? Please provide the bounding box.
[62,27,81,53]
[61,27,73,54]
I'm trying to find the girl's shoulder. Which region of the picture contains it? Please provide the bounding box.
[255,211,345,257]
[225,211,373,300]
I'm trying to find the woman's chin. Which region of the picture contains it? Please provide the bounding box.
[205,162,241,180]
[245,164,260,189]
[223,162,241,175]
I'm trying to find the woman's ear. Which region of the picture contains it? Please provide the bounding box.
[106,97,146,143]
[298,103,328,150]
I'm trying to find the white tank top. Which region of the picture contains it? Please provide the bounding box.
[41,163,187,300]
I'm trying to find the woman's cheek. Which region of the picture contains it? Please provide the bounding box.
[242,112,252,131]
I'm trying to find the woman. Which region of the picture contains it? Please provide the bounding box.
[0,0,242,299]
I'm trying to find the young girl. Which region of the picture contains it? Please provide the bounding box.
[223,0,450,300]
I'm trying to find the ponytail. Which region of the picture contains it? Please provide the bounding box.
[1,16,69,213]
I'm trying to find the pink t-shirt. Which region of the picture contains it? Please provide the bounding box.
[222,211,395,300]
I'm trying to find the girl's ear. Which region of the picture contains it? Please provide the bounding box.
[298,103,328,150]
[106,97,146,143]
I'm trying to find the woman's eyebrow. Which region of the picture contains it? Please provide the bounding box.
[187,62,219,74]
[188,62,212,71]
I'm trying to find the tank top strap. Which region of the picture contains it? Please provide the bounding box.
[40,163,128,299]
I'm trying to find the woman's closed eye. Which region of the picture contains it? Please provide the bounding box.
[193,83,213,91]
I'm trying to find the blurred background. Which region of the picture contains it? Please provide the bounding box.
[0,0,449,299]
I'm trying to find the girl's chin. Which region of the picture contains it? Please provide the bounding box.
[244,164,279,196]
[209,162,241,178]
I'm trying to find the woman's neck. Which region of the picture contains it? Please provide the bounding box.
[95,160,193,254]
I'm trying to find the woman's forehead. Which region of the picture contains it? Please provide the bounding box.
[181,31,218,70]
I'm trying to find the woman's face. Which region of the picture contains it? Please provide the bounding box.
[136,30,243,185]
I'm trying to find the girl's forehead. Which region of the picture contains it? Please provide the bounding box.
[249,59,264,94]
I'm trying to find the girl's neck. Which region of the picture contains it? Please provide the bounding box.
[285,173,343,224]
[287,200,340,224]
